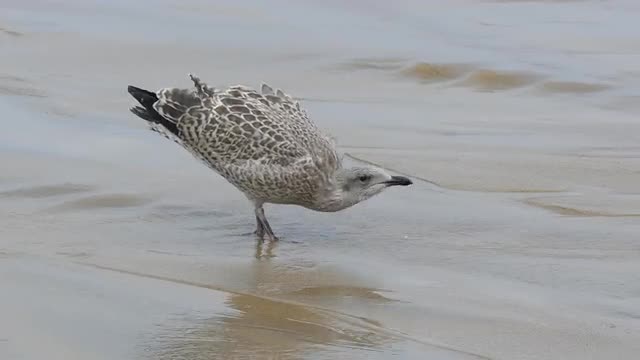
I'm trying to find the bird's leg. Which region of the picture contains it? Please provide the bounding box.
[254,215,265,238]
[254,205,279,242]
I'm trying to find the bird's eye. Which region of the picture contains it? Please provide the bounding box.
[358,175,370,182]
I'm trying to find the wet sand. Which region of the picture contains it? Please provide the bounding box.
[1,0,640,359]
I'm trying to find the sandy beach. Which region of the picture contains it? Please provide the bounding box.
[1,1,639,359]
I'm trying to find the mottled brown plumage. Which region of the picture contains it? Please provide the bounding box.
[128,74,412,241]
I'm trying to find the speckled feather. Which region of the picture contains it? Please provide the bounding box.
[147,74,341,207]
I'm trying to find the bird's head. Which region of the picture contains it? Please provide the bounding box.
[315,166,413,212]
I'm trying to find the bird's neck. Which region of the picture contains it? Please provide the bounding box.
[310,184,359,212]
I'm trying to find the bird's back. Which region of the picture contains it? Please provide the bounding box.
[129,75,340,206]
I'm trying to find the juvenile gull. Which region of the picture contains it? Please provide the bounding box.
[127,74,412,241]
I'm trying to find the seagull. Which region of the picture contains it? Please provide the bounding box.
[127,74,412,241]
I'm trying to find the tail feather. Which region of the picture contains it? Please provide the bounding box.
[127,85,179,136]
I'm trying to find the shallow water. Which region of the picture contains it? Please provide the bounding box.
[1,1,639,359]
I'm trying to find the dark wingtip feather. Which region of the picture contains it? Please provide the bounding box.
[127,85,138,95]
[127,85,180,137]
[129,106,155,122]
[128,85,157,107]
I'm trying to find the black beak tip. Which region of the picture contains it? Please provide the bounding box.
[387,175,413,186]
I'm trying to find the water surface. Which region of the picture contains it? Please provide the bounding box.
[1,1,639,359]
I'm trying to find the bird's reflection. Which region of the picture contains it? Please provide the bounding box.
[152,292,393,360]
[148,241,397,360]
[254,239,277,259]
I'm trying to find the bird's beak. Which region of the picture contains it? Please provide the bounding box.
[383,175,413,186]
